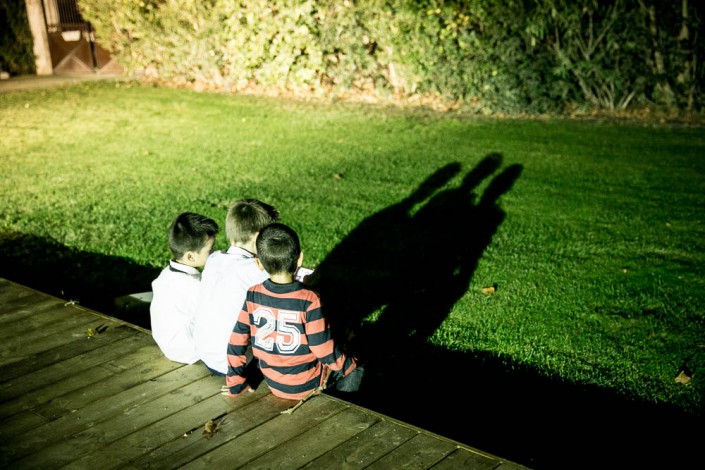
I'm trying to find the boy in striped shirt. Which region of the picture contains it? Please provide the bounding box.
[222,223,359,401]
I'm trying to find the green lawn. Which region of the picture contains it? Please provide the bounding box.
[1,80,703,466]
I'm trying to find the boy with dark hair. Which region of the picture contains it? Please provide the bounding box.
[150,212,218,364]
[194,198,280,375]
[222,223,360,401]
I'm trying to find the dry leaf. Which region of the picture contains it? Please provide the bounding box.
[481,285,497,294]
[85,324,108,338]
[203,416,226,438]
[203,420,216,437]
[675,370,692,385]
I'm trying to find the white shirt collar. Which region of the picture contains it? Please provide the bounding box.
[168,260,201,277]
[226,246,256,258]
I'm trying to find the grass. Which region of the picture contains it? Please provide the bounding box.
[1,80,704,468]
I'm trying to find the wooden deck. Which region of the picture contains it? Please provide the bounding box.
[0,278,528,469]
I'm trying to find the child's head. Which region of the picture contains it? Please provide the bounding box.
[168,212,219,267]
[255,223,301,275]
[225,198,280,247]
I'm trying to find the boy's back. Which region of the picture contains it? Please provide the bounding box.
[150,261,201,364]
[193,246,269,374]
[229,279,356,400]
[194,198,280,375]
[224,222,359,401]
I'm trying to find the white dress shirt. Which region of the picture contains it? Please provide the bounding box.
[193,246,269,374]
[150,260,201,364]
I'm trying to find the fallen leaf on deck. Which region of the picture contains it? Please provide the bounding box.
[85,324,107,338]
[203,416,226,438]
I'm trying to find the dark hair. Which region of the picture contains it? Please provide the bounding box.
[168,212,219,260]
[225,198,280,245]
[256,223,300,275]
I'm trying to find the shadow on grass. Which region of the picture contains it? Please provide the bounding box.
[0,156,701,469]
[0,231,158,330]
[311,153,516,356]
[333,344,702,470]
[313,154,701,469]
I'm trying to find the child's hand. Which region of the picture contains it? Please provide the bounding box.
[220,384,255,396]
[295,266,316,284]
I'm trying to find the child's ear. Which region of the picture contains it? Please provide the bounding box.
[255,257,266,271]
[297,251,303,268]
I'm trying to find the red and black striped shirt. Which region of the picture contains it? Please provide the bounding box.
[225,279,357,400]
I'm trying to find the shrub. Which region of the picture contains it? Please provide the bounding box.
[0,0,36,76]
[76,0,703,114]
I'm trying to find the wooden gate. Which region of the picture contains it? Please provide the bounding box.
[42,0,123,75]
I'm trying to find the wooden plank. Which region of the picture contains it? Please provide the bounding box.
[240,406,380,469]
[0,297,74,332]
[31,351,181,421]
[0,332,154,403]
[302,419,419,469]
[0,352,183,441]
[495,461,531,469]
[7,373,223,468]
[62,387,278,469]
[0,278,41,306]
[0,300,87,335]
[0,409,48,443]
[0,278,14,300]
[0,340,162,418]
[0,323,117,368]
[179,397,348,469]
[0,308,102,365]
[132,391,294,469]
[365,433,457,469]
[0,364,209,465]
[431,447,504,469]
[0,323,137,384]
[0,290,51,318]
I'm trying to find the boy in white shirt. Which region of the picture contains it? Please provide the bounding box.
[194,198,280,375]
[150,212,218,364]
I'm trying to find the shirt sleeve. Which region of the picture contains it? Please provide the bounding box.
[225,296,253,396]
[305,293,357,377]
